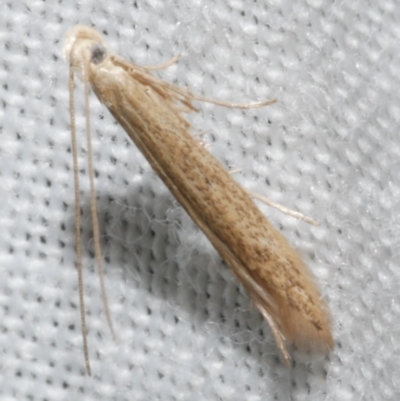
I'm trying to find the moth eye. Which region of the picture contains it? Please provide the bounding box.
[91,44,107,65]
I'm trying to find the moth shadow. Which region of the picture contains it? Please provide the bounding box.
[77,180,327,387]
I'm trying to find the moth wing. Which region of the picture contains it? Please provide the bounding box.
[207,234,292,365]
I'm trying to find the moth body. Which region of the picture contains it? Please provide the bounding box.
[64,25,333,367]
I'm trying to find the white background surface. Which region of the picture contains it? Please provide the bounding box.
[0,0,399,400]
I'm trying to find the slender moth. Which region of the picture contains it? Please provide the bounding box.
[64,25,333,374]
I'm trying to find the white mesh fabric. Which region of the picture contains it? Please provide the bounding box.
[0,0,399,400]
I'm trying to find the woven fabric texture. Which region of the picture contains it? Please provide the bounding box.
[0,1,399,400]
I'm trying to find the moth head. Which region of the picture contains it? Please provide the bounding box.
[63,25,108,80]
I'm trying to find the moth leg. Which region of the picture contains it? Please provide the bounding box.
[178,91,277,109]
[259,308,291,367]
[192,129,212,147]
[244,189,318,226]
[226,170,319,225]
[143,54,180,70]
[228,167,243,175]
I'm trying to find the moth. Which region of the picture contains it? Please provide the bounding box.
[64,25,333,374]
